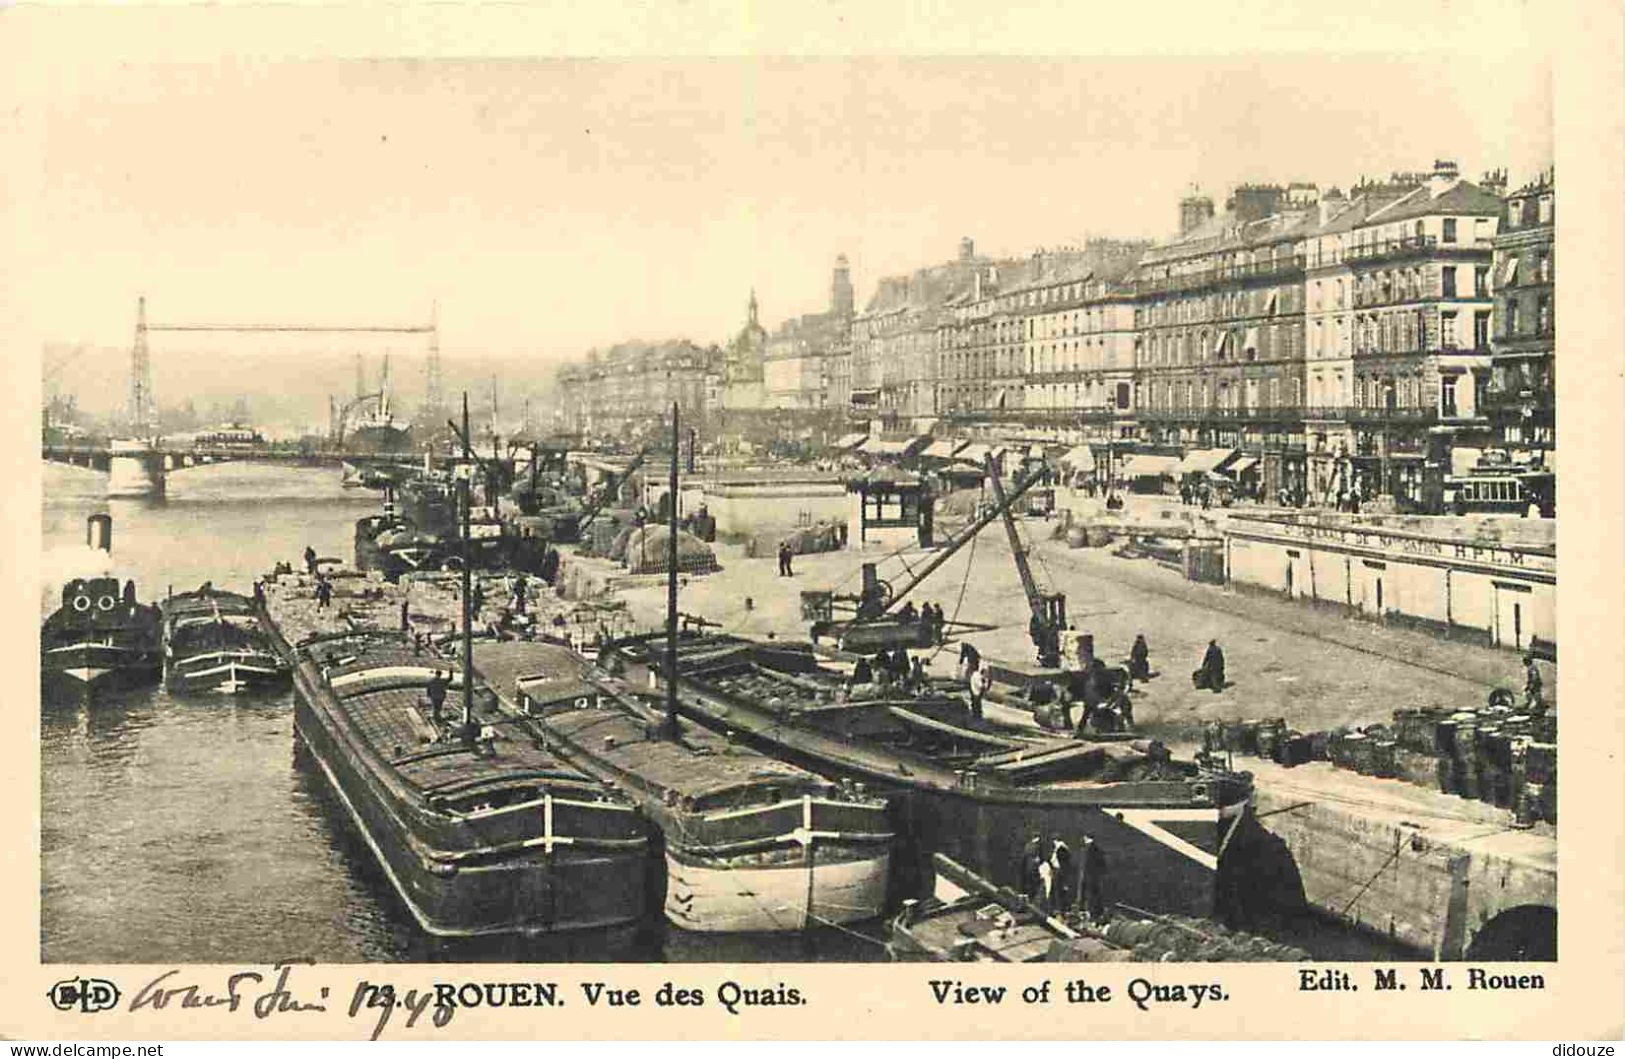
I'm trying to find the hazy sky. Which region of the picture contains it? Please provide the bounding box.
[9,7,1552,423]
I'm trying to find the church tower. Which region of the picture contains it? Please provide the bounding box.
[831,254,854,319]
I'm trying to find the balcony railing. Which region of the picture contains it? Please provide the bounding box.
[1135,255,1306,296]
[1137,403,1312,423]
[1344,235,1493,264]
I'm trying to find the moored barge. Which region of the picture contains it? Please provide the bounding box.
[260,584,651,937]
[473,639,895,933]
[620,634,1255,922]
[161,584,288,694]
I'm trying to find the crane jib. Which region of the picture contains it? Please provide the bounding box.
[847,458,1041,627]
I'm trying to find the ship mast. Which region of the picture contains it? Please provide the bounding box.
[459,391,474,743]
[661,401,681,740]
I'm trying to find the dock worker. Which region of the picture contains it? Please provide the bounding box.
[872,651,893,688]
[426,669,449,725]
[969,666,992,721]
[512,573,528,616]
[909,656,927,693]
[1193,639,1226,692]
[1524,655,1545,713]
[850,656,874,688]
[399,598,411,632]
[958,642,981,682]
[889,646,911,685]
[252,580,266,608]
[1019,835,1046,904]
[303,545,318,576]
[1076,834,1107,922]
[899,600,918,624]
[1047,840,1074,912]
[314,576,333,610]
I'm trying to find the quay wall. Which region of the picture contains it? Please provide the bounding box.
[1224,514,1555,654]
[1244,782,1556,959]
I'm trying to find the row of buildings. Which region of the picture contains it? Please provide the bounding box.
[553,160,1555,514]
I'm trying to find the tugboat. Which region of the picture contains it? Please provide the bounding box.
[161,584,288,694]
[40,515,162,699]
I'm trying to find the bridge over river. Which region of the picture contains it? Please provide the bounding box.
[42,440,424,498]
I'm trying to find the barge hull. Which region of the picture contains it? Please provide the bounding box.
[665,847,891,933]
[291,681,647,937]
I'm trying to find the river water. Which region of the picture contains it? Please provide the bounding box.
[40,463,879,964]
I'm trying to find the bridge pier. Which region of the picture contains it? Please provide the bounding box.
[105,440,166,499]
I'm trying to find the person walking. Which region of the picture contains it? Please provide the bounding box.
[783,542,795,577]
[399,597,411,632]
[1524,655,1545,713]
[1194,639,1226,692]
[314,575,332,610]
[1129,633,1151,682]
[513,573,528,616]
[303,545,318,576]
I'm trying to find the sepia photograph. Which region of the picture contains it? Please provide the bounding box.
[11,0,1620,1043]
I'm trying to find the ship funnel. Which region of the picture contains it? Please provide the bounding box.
[86,514,113,554]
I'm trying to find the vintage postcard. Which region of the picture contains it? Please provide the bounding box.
[4,0,1621,1043]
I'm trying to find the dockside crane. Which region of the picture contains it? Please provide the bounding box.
[576,449,647,537]
[807,462,1045,652]
[985,454,1067,668]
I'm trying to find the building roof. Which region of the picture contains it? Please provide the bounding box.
[1367,179,1504,224]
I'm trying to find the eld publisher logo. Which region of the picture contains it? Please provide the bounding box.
[47,977,121,1014]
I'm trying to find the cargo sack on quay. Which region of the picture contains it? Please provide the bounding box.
[622,525,720,575]
[742,521,843,559]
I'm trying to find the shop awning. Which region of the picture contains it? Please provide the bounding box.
[1026,444,1046,460]
[850,388,881,406]
[1175,448,1239,475]
[922,438,968,460]
[832,432,869,450]
[1211,332,1228,356]
[957,443,1006,465]
[1119,454,1180,478]
[1264,289,1279,315]
[1227,455,1258,474]
[1060,444,1096,471]
[1498,257,1520,287]
[863,436,927,457]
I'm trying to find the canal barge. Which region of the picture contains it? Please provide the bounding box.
[161,585,288,694]
[619,633,1255,921]
[473,638,895,933]
[259,597,651,936]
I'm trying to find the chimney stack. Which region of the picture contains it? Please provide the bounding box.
[1179,190,1215,235]
[1430,159,1460,195]
[959,236,975,262]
